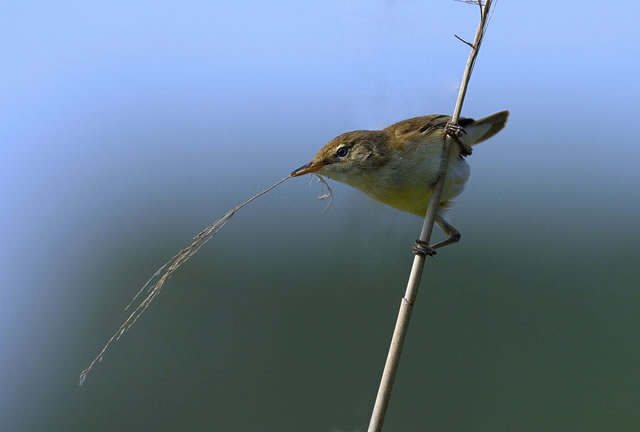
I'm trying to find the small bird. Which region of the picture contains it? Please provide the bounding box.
[291,111,509,255]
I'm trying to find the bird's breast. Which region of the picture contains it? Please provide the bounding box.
[328,145,470,216]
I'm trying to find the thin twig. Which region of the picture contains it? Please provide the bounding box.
[454,34,474,48]
[367,1,493,430]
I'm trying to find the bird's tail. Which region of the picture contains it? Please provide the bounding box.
[462,110,509,145]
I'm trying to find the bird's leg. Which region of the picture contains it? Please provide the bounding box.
[430,214,461,250]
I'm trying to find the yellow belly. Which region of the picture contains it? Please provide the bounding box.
[338,157,470,216]
[374,185,436,216]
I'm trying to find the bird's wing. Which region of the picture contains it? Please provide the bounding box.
[385,115,475,155]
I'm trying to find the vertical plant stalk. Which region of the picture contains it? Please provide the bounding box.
[367,1,494,431]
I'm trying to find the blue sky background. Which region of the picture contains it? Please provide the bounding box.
[2,1,639,431]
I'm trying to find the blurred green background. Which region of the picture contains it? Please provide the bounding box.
[2,1,639,431]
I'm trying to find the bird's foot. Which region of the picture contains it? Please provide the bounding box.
[445,122,466,137]
[412,240,437,257]
[445,122,471,155]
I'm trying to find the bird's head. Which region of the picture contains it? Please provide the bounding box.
[290,130,389,181]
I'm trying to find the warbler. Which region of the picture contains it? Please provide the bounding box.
[291,111,509,254]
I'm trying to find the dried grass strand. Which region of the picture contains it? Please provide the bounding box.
[313,174,334,212]
[79,175,290,385]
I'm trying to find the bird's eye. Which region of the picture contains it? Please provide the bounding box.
[336,146,349,158]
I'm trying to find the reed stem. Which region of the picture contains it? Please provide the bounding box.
[367,2,494,430]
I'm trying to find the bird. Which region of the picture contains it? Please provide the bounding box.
[290,110,509,255]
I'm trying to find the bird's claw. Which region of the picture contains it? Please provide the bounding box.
[412,240,437,257]
[445,122,471,155]
[445,122,466,137]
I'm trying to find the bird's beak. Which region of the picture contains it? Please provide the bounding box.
[290,161,327,177]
